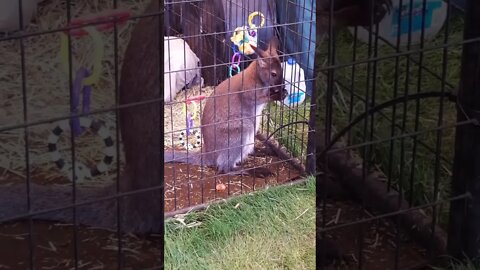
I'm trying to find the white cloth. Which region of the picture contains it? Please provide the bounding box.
[164,36,203,102]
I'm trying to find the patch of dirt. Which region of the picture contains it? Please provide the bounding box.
[0,221,162,269]
[320,195,434,270]
[164,140,303,213]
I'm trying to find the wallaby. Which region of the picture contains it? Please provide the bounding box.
[165,37,287,178]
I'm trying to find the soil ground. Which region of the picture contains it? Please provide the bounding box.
[164,140,303,213]
[0,221,162,269]
[320,198,431,270]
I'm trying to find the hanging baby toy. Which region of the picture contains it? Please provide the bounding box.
[229,11,265,77]
[47,10,130,182]
[177,95,206,150]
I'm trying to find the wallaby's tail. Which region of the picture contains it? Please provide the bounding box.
[164,150,214,167]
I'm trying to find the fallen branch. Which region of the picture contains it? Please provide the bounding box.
[317,128,448,254]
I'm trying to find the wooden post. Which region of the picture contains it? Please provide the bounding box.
[447,0,480,260]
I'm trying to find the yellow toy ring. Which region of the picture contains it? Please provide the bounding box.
[191,102,198,119]
[60,26,104,86]
[182,102,199,120]
[248,11,265,29]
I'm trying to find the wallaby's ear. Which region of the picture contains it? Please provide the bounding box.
[252,44,268,68]
[252,44,267,58]
[267,36,280,56]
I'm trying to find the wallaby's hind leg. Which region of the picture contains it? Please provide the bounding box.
[215,134,244,174]
[214,120,251,174]
[214,121,274,178]
[217,150,275,179]
[241,129,275,178]
[216,145,244,174]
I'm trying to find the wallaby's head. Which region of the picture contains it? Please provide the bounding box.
[253,37,287,101]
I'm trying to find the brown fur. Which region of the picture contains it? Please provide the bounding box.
[165,37,287,177]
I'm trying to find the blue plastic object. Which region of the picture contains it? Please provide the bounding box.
[289,92,304,104]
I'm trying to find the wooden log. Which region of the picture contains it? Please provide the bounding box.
[316,127,448,254]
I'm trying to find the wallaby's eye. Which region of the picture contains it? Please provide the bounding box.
[271,72,277,78]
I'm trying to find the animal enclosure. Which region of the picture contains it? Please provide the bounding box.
[0,0,316,268]
[163,0,316,215]
[317,0,480,268]
[0,0,163,268]
[4,0,480,268]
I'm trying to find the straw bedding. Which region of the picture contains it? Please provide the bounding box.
[0,0,207,187]
[164,86,215,149]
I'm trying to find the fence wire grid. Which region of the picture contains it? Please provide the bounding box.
[163,0,315,216]
[0,0,316,268]
[317,0,480,269]
[1,0,480,269]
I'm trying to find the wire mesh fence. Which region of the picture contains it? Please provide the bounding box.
[0,0,316,268]
[317,0,480,268]
[2,0,480,268]
[0,0,164,268]
[163,0,316,216]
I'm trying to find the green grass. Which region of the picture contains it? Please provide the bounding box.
[164,177,316,270]
[264,101,312,159]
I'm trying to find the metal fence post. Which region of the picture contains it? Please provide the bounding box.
[305,70,317,175]
[447,0,480,260]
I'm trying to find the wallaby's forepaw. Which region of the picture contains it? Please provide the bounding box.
[247,167,275,178]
